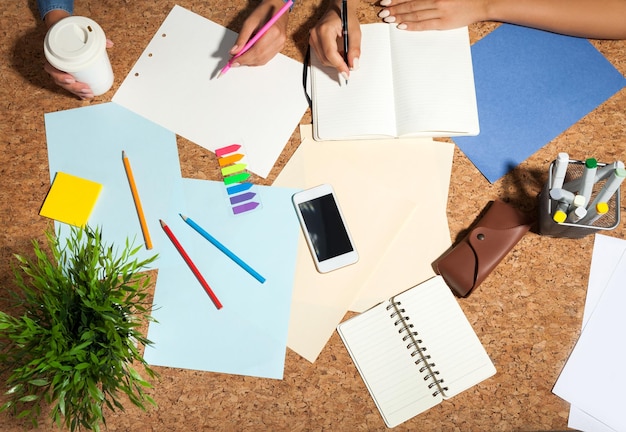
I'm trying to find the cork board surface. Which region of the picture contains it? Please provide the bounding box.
[1,0,625,431]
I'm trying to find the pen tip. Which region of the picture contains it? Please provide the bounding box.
[159,219,166,227]
[179,214,187,220]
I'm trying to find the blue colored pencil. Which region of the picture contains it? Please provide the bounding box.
[179,214,266,284]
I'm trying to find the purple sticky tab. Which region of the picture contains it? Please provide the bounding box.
[230,192,256,205]
[232,201,260,215]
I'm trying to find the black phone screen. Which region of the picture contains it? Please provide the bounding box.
[298,193,353,261]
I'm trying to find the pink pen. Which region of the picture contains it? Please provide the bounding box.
[218,0,294,77]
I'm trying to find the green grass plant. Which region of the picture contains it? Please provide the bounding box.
[0,226,158,431]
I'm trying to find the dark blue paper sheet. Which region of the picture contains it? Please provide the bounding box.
[453,24,626,183]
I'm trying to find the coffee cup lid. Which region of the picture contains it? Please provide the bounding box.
[44,16,106,72]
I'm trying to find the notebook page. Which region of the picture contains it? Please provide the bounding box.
[311,24,397,140]
[337,301,442,428]
[388,27,479,137]
[395,276,496,398]
[552,252,626,431]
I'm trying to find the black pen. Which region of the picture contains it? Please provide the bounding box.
[341,0,349,85]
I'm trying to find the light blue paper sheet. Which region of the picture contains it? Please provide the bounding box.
[44,102,184,268]
[453,24,626,183]
[144,179,300,379]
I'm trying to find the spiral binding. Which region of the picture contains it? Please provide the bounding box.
[386,300,449,397]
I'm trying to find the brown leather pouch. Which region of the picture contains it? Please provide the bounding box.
[435,200,531,297]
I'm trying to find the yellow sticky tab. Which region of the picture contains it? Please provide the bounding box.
[221,163,247,176]
[553,210,567,224]
[39,172,102,227]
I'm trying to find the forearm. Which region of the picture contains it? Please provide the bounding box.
[487,0,626,39]
[37,0,74,21]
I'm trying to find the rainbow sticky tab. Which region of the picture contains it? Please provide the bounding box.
[215,143,261,215]
[39,172,103,227]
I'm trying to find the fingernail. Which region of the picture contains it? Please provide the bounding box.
[339,71,349,84]
[378,9,390,18]
[63,77,75,84]
[229,45,239,54]
[380,0,392,5]
[352,57,360,71]
[397,23,407,30]
[231,62,241,68]
[383,16,396,23]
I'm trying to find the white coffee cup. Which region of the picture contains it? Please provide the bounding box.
[44,16,113,96]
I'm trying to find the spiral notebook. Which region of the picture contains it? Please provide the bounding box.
[337,276,496,427]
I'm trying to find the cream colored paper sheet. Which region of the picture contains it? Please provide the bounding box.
[273,125,453,361]
[349,138,453,312]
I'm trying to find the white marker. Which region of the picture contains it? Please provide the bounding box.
[580,202,609,225]
[549,188,586,208]
[551,152,569,190]
[550,188,575,203]
[579,158,597,208]
[587,167,626,210]
[563,160,625,191]
[566,206,587,223]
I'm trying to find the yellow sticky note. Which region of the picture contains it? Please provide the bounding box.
[39,172,103,227]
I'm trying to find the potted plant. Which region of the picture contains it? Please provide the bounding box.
[0,226,158,431]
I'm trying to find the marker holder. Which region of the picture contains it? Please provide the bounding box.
[538,159,620,238]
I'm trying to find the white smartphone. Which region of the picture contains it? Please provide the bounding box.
[292,184,359,273]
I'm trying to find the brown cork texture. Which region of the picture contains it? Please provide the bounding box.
[1,0,625,431]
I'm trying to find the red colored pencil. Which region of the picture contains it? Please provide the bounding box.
[159,219,223,310]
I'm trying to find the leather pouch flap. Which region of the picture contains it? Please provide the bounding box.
[435,200,531,297]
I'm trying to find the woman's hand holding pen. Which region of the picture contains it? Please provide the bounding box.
[309,0,361,81]
[229,0,290,68]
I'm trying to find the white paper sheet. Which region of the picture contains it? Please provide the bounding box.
[113,5,309,178]
[553,235,626,431]
[565,234,626,432]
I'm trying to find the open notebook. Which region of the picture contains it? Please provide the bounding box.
[310,24,479,141]
[337,276,495,427]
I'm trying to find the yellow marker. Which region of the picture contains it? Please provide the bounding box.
[552,201,569,224]
[39,172,102,227]
[553,210,568,224]
[584,201,610,225]
[596,202,609,215]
